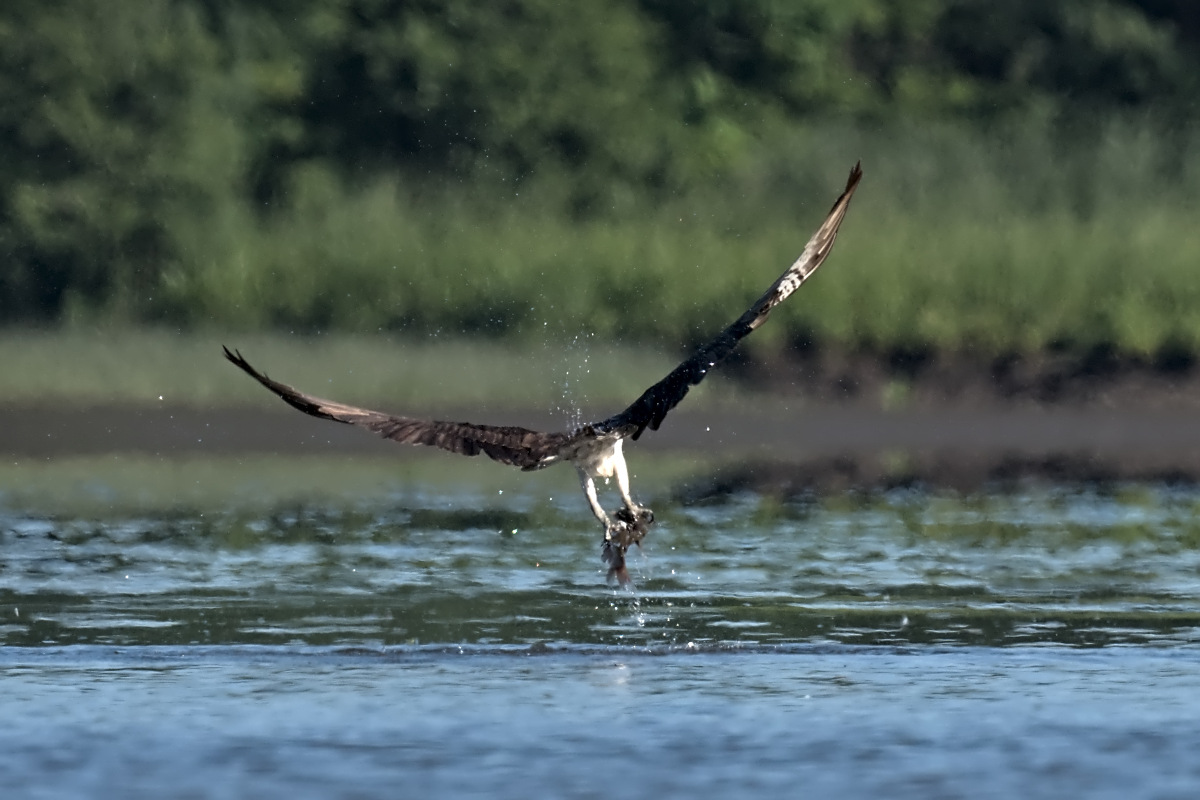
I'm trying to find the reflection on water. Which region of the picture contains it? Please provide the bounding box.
[3,485,1200,798]
[3,486,1200,649]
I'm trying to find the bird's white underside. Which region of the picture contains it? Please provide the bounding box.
[563,436,640,530]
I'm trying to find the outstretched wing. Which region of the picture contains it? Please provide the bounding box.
[597,162,862,441]
[223,347,568,469]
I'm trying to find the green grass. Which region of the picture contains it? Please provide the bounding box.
[143,115,1200,364]
[0,455,414,516]
[0,328,756,410]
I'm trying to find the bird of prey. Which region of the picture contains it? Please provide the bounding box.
[225,162,861,582]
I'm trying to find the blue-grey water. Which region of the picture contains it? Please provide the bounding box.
[3,484,1200,798]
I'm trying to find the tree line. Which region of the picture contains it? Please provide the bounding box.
[2,0,1198,331]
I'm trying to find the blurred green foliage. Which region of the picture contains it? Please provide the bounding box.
[2,0,1199,360]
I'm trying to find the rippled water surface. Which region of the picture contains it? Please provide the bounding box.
[3,481,1200,798]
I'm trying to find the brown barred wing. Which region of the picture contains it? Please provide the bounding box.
[223,347,567,470]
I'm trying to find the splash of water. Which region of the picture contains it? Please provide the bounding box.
[546,328,595,431]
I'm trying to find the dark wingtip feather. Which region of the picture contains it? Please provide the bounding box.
[221,346,314,415]
[596,161,862,440]
[222,345,251,373]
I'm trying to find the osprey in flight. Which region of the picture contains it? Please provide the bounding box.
[225,162,861,582]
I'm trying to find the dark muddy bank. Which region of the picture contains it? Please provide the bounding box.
[733,347,1200,410]
[5,400,1200,497]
